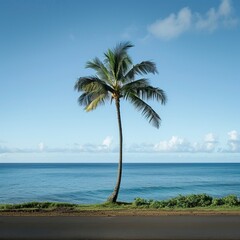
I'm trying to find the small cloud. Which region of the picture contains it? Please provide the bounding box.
[153,133,218,153]
[154,136,191,152]
[102,136,113,149]
[148,7,192,40]
[191,133,218,153]
[228,130,239,141]
[204,133,218,143]
[126,143,154,153]
[202,133,218,152]
[148,0,238,40]
[219,0,232,16]
[195,0,237,31]
[76,136,114,153]
[79,143,99,152]
[38,142,44,152]
[226,130,240,152]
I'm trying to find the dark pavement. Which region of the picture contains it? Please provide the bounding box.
[0,215,240,239]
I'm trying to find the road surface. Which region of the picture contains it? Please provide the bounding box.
[0,215,240,239]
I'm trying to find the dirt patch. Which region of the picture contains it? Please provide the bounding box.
[1,209,240,217]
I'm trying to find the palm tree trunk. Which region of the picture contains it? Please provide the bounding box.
[108,98,123,203]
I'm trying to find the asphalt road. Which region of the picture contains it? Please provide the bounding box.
[0,215,240,239]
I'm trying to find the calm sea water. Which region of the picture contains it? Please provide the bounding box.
[0,163,239,204]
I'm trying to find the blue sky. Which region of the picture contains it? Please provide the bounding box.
[0,0,240,162]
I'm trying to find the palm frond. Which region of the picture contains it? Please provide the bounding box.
[135,86,167,105]
[85,93,109,112]
[74,76,113,93]
[125,61,158,81]
[86,58,112,84]
[78,89,111,108]
[114,42,133,80]
[122,78,150,98]
[116,55,132,80]
[128,94,161,128]
[122,78,150,89]
[78,92,93,106]
[122,79,167,105]
[75,76,112,111]
[104,42,134,82]
[74,76,98,91]
[114,41,134,53]
[104,49,116,80]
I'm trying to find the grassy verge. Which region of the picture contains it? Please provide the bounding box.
[0,194,240,214]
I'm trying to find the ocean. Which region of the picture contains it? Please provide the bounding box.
[0,163,239,204]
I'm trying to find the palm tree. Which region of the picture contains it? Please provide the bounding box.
[75,42,167,203]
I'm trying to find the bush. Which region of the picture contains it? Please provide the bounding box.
[222,195,239,206]
[132,194,213,208]
[0,204,12,210]
[166,198,178,208]
[212,198,224,206]
[132,194,239,209]
[149,201,160,209]
[169,194,212,208]
[133,198,149,207]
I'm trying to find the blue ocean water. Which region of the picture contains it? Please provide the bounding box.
[0,163,239,204]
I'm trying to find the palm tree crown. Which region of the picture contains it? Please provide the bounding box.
[74,41,167,128]
[75,42,167,203]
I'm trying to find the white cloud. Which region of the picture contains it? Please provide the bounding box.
[148,0,237,40]
[195,0,236,31]
[195,133,219,152]
[1,137,114,154]
[1,131,240,155]
[102,136,113,149]
[38,142,44,151]
[226,130,240,152]
[74,136,114,152]
[153,133,218,153]
[78,143,100,152]
[204,133,218,142]
[154,136,191,152]
[126,143,154,153]
[204,133,218,152]
[148,7,192,40]
[219,0,232,16]
[228,130,239,141]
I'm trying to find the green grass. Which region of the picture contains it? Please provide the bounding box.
[0,194,239,212]
[0,202,77,211]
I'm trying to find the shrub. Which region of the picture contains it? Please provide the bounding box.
[149,200,166,208]
[133,194,214,208]
[0,204,13,210]
[171,194,212,208]
[133,198,149,207]
[166,198,178,208]
[212,198,224,206]
[222,195,239,206]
